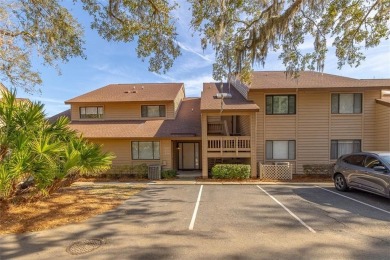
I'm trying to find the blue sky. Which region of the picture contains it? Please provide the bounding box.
[12,2,390,116]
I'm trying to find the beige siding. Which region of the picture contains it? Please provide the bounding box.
[330,115,362,139]
[363,90,381,150]
[296,91,330,174]
[375,103,390,150]
[89,138,172,169]
[250,88,384,175]
[173,86,185,117]
[70,101,175,121]
[265,116,296,139]
[248,92,264,163]
[238,115,251,136]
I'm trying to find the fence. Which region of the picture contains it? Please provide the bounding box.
[259,163,293,180]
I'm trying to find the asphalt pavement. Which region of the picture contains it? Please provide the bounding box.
[1,183,390,259]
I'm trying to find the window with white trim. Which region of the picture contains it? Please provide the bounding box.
[266,140,296,160]
[132,141,160,160]
[80,106,103,119]
[330,140,361,159]
[331,93,362,114]
[141,105,166,117]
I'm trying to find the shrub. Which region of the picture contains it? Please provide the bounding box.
[161,169,177,179]
[133,163,148,179]
[101,163,148,179]
[211,164,250,179]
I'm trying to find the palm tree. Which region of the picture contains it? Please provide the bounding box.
[0,89,114,201]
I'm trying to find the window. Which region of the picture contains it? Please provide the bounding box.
[132,141,160,160]
[266,140,296,160]
[141,105,166,117]
[342,154,365,166]
[266,95,296,115]
[331,93,362,114]
[364,156,383,169]
[331,140,361,159]
[80,106,103,119]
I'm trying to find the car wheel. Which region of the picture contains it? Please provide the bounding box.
[334,174,348,191]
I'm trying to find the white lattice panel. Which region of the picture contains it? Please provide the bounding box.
[259,164,292,180]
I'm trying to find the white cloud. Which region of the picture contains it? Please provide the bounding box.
[176,41,213,62]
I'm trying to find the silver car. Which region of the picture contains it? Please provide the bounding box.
[332,152,390,198]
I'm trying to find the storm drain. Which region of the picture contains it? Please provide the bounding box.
[66,239,104,255]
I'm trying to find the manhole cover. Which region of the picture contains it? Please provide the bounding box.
[66,239,104,255]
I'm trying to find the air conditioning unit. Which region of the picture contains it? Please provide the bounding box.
[274,162,290,166]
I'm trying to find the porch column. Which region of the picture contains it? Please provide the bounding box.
[201,113,208,178]
[250,112,258,178]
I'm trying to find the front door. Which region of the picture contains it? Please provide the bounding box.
[178,142,200,170]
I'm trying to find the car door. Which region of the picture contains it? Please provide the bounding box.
[342,155,366,188]
[359,155,390,196]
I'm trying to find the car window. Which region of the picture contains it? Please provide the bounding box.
[343,155,365,166]
[364,156,384,169]
[380,155,390,164]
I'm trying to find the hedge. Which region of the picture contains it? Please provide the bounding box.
[102,163,148,179]
[211,164,251,179]
[161,169,177,179]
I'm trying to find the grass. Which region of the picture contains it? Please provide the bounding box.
[0,183,145,235]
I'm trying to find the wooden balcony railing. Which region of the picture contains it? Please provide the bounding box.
[207,136,251,155]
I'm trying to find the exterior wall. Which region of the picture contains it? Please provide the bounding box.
[238,115,251,136]
[70,101,175,121]
[202,111,257,177]
[375,103,390,151]
[173,86,185,117]
[89,138,173,170]
[249,88,383,175]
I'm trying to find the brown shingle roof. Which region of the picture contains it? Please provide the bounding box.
[65,83,184,103]
[201,83,259,112]
[48,109,71,123]
[249,71,390,89]
[68,98,201,138]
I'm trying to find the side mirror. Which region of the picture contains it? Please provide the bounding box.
[373,165,387,172]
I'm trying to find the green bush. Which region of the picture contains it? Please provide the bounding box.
[133,163,148,179]
[211,164,251,179]
[103,163,148,179]
[161,169,177,179]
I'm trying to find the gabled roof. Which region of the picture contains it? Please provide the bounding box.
[68,98,201,138]
[48,109,71,123]
[65,83,184,103]
[249,71,390,89]
[201,83,259,112]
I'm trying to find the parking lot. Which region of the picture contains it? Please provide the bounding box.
[1,183,390,259]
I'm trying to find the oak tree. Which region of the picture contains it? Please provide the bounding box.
[0,0,388,91]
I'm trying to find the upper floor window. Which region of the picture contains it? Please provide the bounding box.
[266,140,296,160]
[141,105,166,117]
[331,140,361,159]
[266,95,296,115]
[331,93,362,114]
[80,106,103,119]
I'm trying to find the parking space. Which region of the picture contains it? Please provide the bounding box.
[1,183,390,259]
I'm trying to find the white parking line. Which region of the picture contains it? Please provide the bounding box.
[316,186,390,215]
[189,185,204,230]
[257,185,316,233]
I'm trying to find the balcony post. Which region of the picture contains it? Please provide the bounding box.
[201,113,208,178]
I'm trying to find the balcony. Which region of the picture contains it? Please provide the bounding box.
[207,136,251,157]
